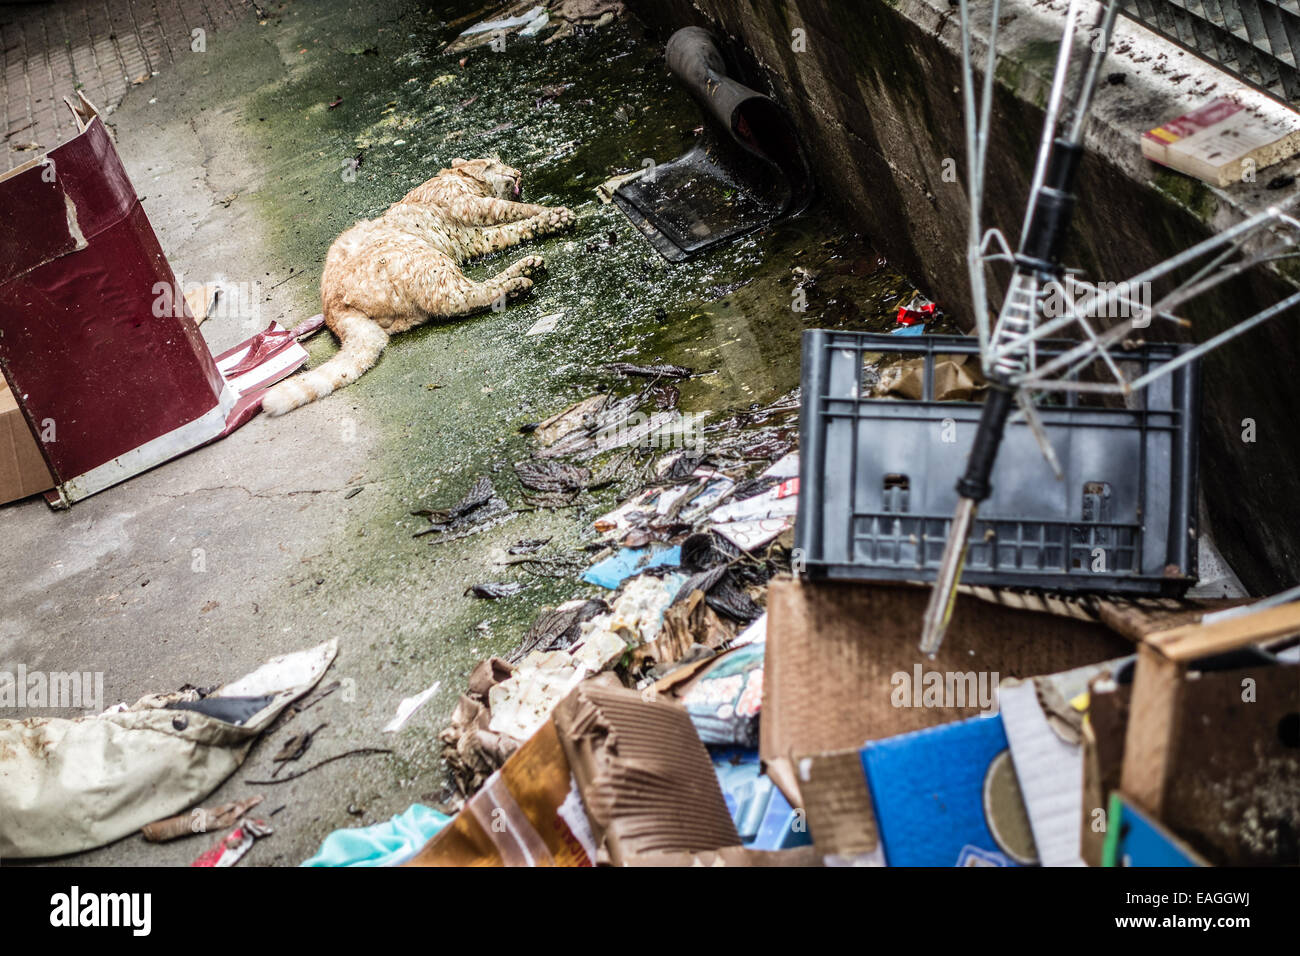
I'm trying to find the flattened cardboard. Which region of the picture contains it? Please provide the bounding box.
[554,682,740,866]
[624,845,823,867]
[796,747,881,861]
[761,577,1134,807]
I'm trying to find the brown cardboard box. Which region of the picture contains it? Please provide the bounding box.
[761,577,1136,811]
[1089,657,1300,866]
[0,376,53,505]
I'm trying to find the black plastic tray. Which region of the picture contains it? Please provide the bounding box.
[796,331,1199,594]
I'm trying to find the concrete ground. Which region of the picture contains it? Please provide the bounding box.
[1,0,911,864]
[1,0,249,171]
[4,0,443,867]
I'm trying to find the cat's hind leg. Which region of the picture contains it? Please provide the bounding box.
[493,255,545,281]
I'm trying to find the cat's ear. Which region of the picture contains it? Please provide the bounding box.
[451,158,467,167]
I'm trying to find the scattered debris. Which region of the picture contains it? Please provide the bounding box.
[382,682,442,732]
[508,537,552,554]
[413,475,511,540]
[605,361,692,379]
[245,748,394,785]
[595,169,644,203]
[191,818,273,867]
[271,722,328,775]
[895,293,936,326]
[514,459,590,494]
[141,796,265,843]
[526,311,564,335]
[466,581,525,599]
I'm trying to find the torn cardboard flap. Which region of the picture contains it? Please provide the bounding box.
[1088,653,1300,866]
[407,718,596,867]
[554,681,740,865]
[796,747,879,859]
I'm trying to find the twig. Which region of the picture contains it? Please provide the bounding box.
[244,748,393,785]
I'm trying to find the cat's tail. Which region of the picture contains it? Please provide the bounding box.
[261,309,388,416]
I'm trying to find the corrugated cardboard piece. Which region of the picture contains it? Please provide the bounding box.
[624,845,823,867]
[797,747,880,860]
[554,682,740,865]
[0,376,53,505]
[761,577,1135,807]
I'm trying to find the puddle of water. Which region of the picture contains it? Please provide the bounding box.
[244,0,930,787]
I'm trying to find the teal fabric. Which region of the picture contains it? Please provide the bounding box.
[301,804,451,867]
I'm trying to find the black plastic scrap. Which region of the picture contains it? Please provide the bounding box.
[669,531,765,623]
[466,582,526,599]
[508,537,552,554]
[509,598,609,663]
[270,722,327,777]
[412,475,512,540]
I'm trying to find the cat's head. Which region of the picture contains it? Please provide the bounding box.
[448,157,522,199]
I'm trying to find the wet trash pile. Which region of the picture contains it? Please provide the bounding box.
[425,383,800,825]
[389,333,1299,867]
[442,0,626,55]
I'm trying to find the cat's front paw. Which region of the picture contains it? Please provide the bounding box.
[541,206,576,233]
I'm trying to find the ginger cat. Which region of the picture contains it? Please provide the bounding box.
[262,158,574,416]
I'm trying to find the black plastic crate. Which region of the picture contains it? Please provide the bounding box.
[796,331,1200,595]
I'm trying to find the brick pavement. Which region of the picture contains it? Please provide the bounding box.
[1,0,254,170]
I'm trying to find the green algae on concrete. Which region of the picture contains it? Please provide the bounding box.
[237,0,915,795]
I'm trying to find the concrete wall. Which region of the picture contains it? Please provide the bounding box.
[630,0,1300,593]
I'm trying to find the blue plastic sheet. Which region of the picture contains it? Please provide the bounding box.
[301,804,451,867]
[581,545,682,589]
